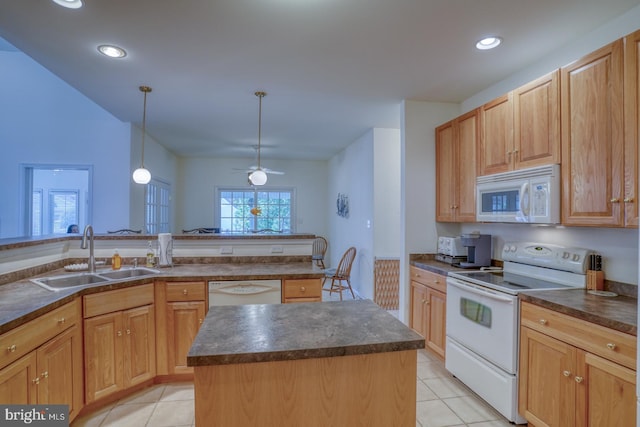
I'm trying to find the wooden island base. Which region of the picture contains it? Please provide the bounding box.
[194,350,417,427]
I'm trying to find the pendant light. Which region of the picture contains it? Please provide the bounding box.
[133,85,152,184]
[249,91,268,186]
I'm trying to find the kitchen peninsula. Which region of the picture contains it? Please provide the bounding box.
[187,299,425,427]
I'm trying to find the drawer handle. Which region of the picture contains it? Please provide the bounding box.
[183,289,188,295]
[574,376,584,383]
[300,287,306,292]
[624,197,634,203]
[563,370,571,377]
[58,317,66,325]
[610,198,620,203]
[606,343,617,350]
[539,319,547,325]
[7,345,16,353]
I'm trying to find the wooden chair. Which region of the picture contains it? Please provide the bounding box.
[182,228,219,234]
[323,246,356,300]
[312,236,328,268]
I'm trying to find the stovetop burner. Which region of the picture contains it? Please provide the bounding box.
[449,270,579,295]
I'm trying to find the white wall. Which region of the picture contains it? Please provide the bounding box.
[373,128,402,257]
[176,156,328,238]
[0,49,132,238]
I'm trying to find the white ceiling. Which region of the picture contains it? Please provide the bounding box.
[1,0,639,161]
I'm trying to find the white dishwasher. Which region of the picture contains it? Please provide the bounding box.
[208,279,282,306]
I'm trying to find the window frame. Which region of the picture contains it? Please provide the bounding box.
[215,186,296,234]
[145,178,171,234]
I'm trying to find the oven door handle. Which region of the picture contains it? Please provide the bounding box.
[447,278,515,304]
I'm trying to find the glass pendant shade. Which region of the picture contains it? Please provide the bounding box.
[249,169,267,186]
[132,167,151,184]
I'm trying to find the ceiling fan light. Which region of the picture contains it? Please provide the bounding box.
[133,167,151,184]
[476,36,502,50]
[52,0,83,9]
[249,169,268,186]
[98,44,127,58]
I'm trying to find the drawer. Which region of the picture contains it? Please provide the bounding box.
[283,279,322,299]
[166,281,206,302]
[410,266,446,293]
[521,302,637,370]
[84,283,154,318]
[0,298,80,369]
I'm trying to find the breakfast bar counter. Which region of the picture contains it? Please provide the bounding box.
[187,299,425,427]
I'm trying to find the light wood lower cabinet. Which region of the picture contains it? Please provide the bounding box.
[156,280,207,376]
[519,302,636,426]
[409,266,446,359]
[83,284,156,403]
[0,299,83,421]
[283,278,322,303]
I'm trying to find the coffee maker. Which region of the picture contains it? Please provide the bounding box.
[457,233,492,268]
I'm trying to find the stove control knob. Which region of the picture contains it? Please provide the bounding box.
[562,252,570,259]
[572,254,580,262]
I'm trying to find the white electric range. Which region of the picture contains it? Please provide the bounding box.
[445,242,594,424]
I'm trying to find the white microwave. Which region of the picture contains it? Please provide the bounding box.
[476,164,560,224]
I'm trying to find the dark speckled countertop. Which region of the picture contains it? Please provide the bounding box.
[187,299,425,366]
[0,262,324,334]
[519,290,637,336]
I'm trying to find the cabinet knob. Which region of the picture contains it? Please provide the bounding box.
[32,377,40,385]
[7,344,16,353]
[421,299,426,304]
[41,371,49,379]
[606,343,616,350]
[610,198,620,203]
[126,329,131,335]
[199,319,203,324]
[624,197,634,203]
[58,317,65,324]
[183,289,188,295]
[539,319,547,325]
[117,331,122,337]
[563,370,571,377]
[300,287,306,292]
[574,376,584,383]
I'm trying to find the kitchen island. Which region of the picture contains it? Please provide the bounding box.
[187,299,425,427]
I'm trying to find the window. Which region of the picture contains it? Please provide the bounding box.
[146,179,171,234]
[49,190,79,234]
[217,187,295,233]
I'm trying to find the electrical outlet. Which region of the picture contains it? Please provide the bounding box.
[220,246,233,254]
[271,245,283,254]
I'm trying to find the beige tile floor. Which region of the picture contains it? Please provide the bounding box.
[72,289,514,427]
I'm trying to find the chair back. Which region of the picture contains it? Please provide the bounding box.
[335,247,356,279]
[107,229,142,234]
[312,237,328,259]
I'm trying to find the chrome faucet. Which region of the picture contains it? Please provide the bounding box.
[81,225,96,273]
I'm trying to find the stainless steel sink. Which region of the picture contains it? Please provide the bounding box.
[31,267,159,291]
[31,273,110,291]
[97,267,159,280]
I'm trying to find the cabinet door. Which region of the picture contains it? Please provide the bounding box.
[624,30,640,228]
[519,327,576,427]
[37,325,83,420]
[123,305,156,387]
[425,288,446,359]
[513,69,560,170]
[0,352,37,404]
[409,282,427,338]
[84,312,123,403]
[579,351,636,427]
[435,120,456,222]
[167,301,205,374]
[456,109,479,222]
[479,93,513,176]
[561,39,624,226]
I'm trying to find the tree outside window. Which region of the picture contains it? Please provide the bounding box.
[218,188,294,233]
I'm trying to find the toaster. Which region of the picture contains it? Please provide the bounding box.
[437,236,467,257]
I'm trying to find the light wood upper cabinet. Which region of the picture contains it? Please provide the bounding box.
[478,93,513,176]
[561,39,625,226]
[513,69,560,170]
[624,29,640,228]
[436,108,478,222]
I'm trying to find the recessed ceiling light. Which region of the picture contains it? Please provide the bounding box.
[476,36,502,50]
[51,0,83,9]
[97,45,127,59]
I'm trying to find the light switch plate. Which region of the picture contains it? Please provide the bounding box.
[220,246,233,254]
[271,245,283,253]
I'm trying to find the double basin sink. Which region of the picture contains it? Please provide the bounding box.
[31,267,159,292]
